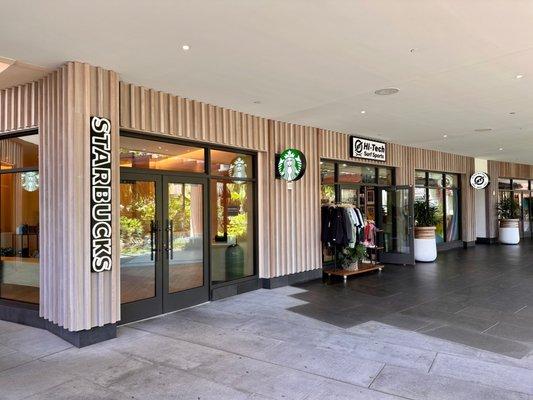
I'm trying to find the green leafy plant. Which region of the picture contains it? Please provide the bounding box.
[414,199,439,227]
[497,197,520,220]
[338,244,367,269]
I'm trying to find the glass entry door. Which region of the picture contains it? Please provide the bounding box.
[120,172,208,323]
[377,186,415,265]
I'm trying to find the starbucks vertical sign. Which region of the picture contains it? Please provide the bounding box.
[277,148,306,181]
[90,116,112,273]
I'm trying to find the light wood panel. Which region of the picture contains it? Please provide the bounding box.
[0,82,39,133]
[265,121,321,278]
[40,62,120,331]
[319,129,476,242]
[119,82,268,152]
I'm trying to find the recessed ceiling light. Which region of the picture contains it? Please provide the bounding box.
[253,100,261,104]
[474,128,492,132]
[375,88,400,96]
[360,110,366,114]
[443,134,448,138]
[509,112,516,115]
[499,147,504,151]
[342,163,347,167]
[182,44,190,51]
[516,74,524,79]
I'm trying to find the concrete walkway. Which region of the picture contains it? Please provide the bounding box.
[1,283,533,399]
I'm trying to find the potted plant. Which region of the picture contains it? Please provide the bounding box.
[338,244,367,271]
[497,197,520,244]
[414,199,439,262]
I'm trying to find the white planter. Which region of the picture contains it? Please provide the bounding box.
[499,219,520,245]
[499,227,520,244]
[414,238,437,262]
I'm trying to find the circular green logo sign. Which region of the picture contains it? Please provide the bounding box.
[278,148,306,181]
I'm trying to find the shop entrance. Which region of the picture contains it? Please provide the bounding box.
[120,172,208,323]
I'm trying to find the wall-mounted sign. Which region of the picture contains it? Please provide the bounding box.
[349,136,386,162]
[470,172,490,189]
[90,116,112,273]
[276,148,306,181]
[21,171,39,192]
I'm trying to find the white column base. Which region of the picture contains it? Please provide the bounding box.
[498,227,520,245]
[414,238,437,262]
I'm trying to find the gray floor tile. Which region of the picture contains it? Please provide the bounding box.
[485,322,533,343]
[23,378,131,400]
[424,325,530,359]
[0,326,73,358]
[372,364,530,400]
[0,360,75,400]
[430,353,533,395]
[0,350,34,373]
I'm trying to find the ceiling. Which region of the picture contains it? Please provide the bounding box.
[1,1,533,163]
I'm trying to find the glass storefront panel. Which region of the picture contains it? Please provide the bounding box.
[321,184,335,204]
[498,178,512,190]
[167,182,204,293]
[338,164,363,184]
[0,172,40,304]
[320,161,335,184]
[513,179,529,191]
[415,171,426,186]
[120,136,205,173]
[0,135,39,170]
[362,166,376,184]
[210,150,253,179]
[120,180,157,304]
[428,188,444,243]
[445,189,460,241]
[522,192,531,236]
[445,174,458,189]
[210,180,254,284]
[428,172,443,187]
[378,167,392,185]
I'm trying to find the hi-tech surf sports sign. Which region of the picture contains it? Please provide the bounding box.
[90,116,112,273]
[349,136,386,162]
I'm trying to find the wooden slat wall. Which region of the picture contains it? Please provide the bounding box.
[40,62,120,331]
[266,121,321,278]
[119,82,268,152]
[319,129,476,242]
[485,160,533,238]
[0,82,39,133]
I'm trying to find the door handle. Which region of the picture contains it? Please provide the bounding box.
[150,220,159,262]
[165,219,174,260]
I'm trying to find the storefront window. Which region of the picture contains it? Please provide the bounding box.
[513,179,529,191]
[210,180,254,283]
[498,178,512,190]
[338,164,363,184]
[210,150,253,178]
[120,136,205,173]
[320,161,335,184]
[378,168,392,185]
[415,170,460,244]
[0,134,40,304]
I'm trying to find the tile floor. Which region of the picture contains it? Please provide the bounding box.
[0,242,532,399]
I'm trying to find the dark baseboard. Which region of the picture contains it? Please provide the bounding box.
[476,237,498,245]
[463,241,476,248]
[261,268,323,289]
[1,302,116,348]
[45,321,117,348]
[211,278,260,301]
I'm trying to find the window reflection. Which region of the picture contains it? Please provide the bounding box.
[120,137,205,173]
[210,181,254,283]
[210,150,253,178]
[0,134,40,304]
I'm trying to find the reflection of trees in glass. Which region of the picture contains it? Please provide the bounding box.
[216,182,249,242]
[120,187,155,256]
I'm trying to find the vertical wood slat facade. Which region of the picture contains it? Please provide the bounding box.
[319,129,476,242]
[119,82,269,152]
[266,122,322,278]
[39,62,120,331]
[0,82,39,133]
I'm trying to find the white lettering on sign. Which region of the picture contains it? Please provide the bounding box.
[90,116,112,273]
[349,136,387,162]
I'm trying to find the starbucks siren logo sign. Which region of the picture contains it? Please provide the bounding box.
[277,148,306,181]
[229,157,247,183]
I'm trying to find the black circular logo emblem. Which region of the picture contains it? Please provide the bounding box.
[470,172,489,189]
[354,139,363,154]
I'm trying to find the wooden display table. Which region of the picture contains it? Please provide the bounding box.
[324,262,384,282]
